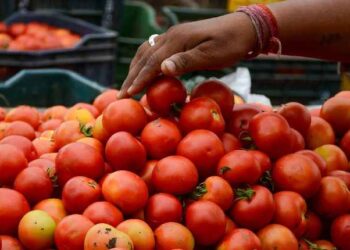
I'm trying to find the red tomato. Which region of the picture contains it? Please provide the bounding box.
[117,219,155,250]
[304,211,323,241]
[290,128,305,152]
[177,129,225,179]
[53,120,87,149]
[272,153,321,198]
[331,214,350,250]
[40,153,57,162]
[340,129,350,159]
[146,76,187,116]
[249,112,293,159]
[321,96,350,136]
[257,224,298,250]
[9,23,27,37]
[309,107,321,117]
[141,118,182,159]
[103,99,147,135]
[14,167,53,204]
[221,133,241,153]
[230,185,274,231]
[62,176,101,214]
[273,191,307,238]
[0,144,28,186]
[42,105,67,121]
[306,116,335,149]
[77,137,104,155]
[93,89,119,113]
[250,150,271,173]
[0,135,37,161]
[4,121,35,140]
[73,103,100,118]
[217,228,261,250]
[185,200,226,246]
[0,188,30,235]
[296,150,327,177]
[33,198,67,224]
[278,102,311,136]
[56,142,105,186]
[145,193,182,229]
[152,155,198,195]
[216,150,261,187]
[225,216,237,235]
[83,201,123,227]
[335,90,350,98]
[38,119,62,132]
[140,160,158,194]
[105,131,146,172]
[190,79,234,120]
[0,107,6,121]
[5,105,40,129]
[329,170,350,189]
[28,159,56,180]
[102,170,148,215]
[139,94,159,122]
[179,97,225,135]
[0,235,24,250]
[299,239,336,250]
[55,214,94,250]
[191,176,233,211]
[314,144,349,174]
[154,222,195,250]
[312,176,350,218]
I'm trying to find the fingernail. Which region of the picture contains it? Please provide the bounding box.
[163,60,176,74]
[127,85,135,95]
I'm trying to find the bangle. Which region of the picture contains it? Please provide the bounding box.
[236,4,282,58]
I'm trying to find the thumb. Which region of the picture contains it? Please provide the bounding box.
[161,48,208,76]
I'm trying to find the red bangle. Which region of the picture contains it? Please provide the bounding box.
[237,4,282,58]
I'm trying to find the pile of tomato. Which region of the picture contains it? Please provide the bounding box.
[1,76,350,250]
[0,22,81,51]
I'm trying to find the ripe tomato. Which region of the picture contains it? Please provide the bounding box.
[272,153,321,198]
[250,150,271,173]
[28,158,56,178]
[64,107,95,125]
[56,142,105,186]
[336,90,350,98]
[53,120,88,149]
[38,119,62,132]
[62,176,101,214]
[230,185,274,231]
[0,122,9,140]
[14,167,53,205]
[0,135,37,161]
[117,219,155,250]
[77,137,103,154]
[177,129,225,179]
[273,191,307,238]
[258,224,298,250]
[55,214,94,250]
[102,170,148,215]
[92,115,109,144]
[146,76,187,116]
[42,105,67,121]
[191,176,233,211]
[73,103,100,118]
[93,89,119,113]
[296,150,327,177]
[103,99,147,135]
[4,121,36,140]
[310,107,321,117]
[249,112,293,159]
[105,131,146,172]
[314,144,349,174]
[18,210,56,250]
[299,239,336,250]
[139,94,159,122]
[331,214,350,250]
[179,97,225,135]
[221,133,241,153]
[40,153,57,162]
[225,216,237,235]
[0,188,30,235]
[185,200,226,246]
[217,228,261,250]
[190,79,234,120]
[9,23,26,37]
[312,176,350,218]
[84,223,133,250]
[154,222,195,250]
[0,144,28,186]
[152,155,198,195]
[278,102,311,136]
[304,211,323,241]
[306,116,335,149]
[321,96,350,136]
[216,150,261,187]
[33,198,67,224]
[5,105,40,129]
[140,160,157,194]
[290,128,305,152]
[340,129,350,159]
[145,193,183,229]
[329,170,350,189]
[141,118,182,159]
[0,235,24,250]
[83,201,124,227]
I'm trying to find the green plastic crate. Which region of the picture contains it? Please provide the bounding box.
[0,69,105,107]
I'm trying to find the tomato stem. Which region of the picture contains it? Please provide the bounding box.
[219,166,231,175]
[303,239,328,250]
[259,171,275,192]
[80,124,93,137]
[234,187,255,202]
[190,182,208,200]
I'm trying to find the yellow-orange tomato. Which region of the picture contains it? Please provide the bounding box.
[64,107,95,125]
[33,198,67,224]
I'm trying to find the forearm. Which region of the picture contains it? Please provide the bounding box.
[269,0,350,62]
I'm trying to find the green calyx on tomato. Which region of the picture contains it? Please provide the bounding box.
[171,103,183,115]
[259,171,275,192]
[80,124,93,137]
[190,182,208,200]
[234,187,255,202]
[219,166,231,175]
[303,239,335,250]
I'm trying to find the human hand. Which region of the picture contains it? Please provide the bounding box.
[118,12,257,98]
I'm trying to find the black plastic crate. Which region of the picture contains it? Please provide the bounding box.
[0,11,117,86]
